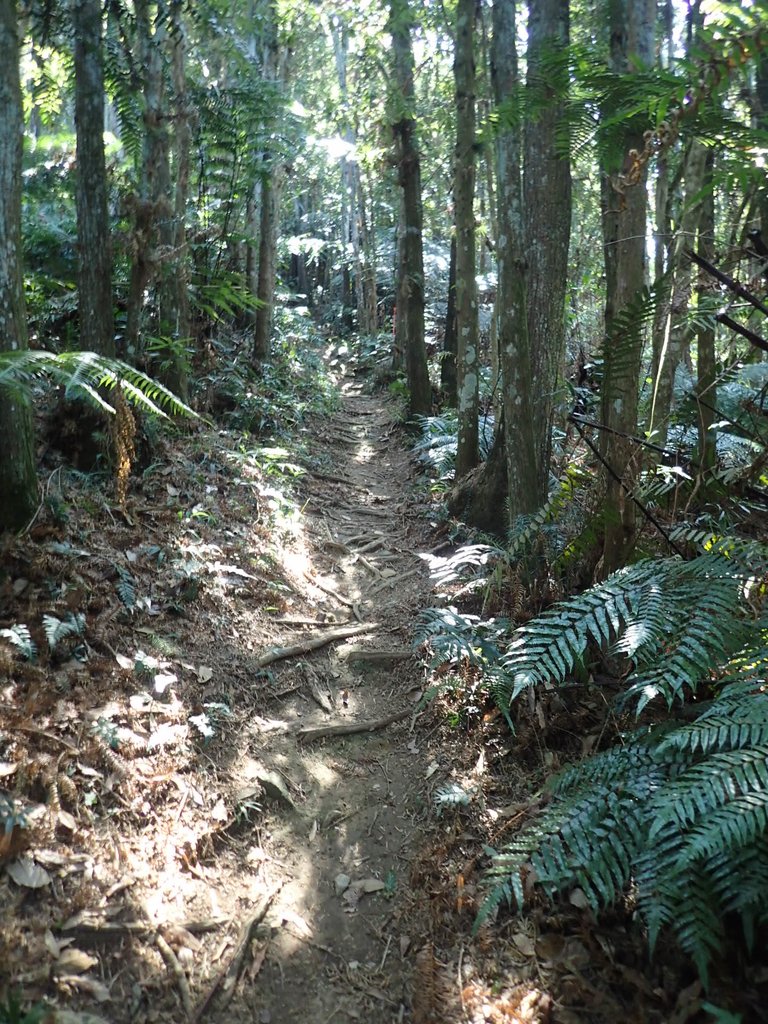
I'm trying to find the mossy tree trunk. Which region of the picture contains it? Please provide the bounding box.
[0,0,38,531]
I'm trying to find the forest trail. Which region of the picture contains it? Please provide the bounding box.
[238,380,436,1022]
[1,375,448,1024]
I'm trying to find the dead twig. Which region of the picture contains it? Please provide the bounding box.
[192,885,281,1022]
[256,623,377,669]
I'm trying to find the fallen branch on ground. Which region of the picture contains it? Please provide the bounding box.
[256,622,377,668]
[295,709,410,742]
[192,885,282,1022]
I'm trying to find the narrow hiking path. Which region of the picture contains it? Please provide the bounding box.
[237,379,437,1022]
[1,373,454,1024]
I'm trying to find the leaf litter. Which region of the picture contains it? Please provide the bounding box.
[0,377,751,1023]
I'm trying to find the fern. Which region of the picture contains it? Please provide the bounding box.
[42,612,85,652]
[480,674,768,984]
[481,598,768,987]
[493,552,757,713]
[0,350,198,420]
[0,624,37,661]
[115,566,137,610]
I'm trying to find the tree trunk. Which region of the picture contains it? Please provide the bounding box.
[649,139,708,449]
[523,0,571,501]
[390,0,431,417]
[696,150,717,474]
[453,0,480,477]
[492,0,539,520]
[166,0,191,400]
[358,175,378,335]
[72,0,115,356]
[441,234,458,405]
[253,162,283,362]
[253,0,286,364]
[599,0,655,575]
[0,0,38,531]
[330,14,357,330]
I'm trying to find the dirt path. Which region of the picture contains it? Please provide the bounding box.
[213,381,436,1022]
[0,375,445,1024]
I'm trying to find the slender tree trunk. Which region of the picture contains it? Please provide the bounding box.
[253,0,286,364]
[253,163,283,361]
[358,174,377,335]
[390,0,431,417]
[166,0,191,399]
[72,0,114,356]
[330,14,357,330]
[649,140,708,448]
[524,0,571,501]
[454,0,480,477]
[441,234,458,405]
[696,150,717,473]
[0,0,38,531]
[599,0,655,575]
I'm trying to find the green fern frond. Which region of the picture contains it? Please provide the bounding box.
[115,566,137,610]
[0,350,198,420]
[0,624,37,661]
[42,612,85,651]
[482,666,768,984]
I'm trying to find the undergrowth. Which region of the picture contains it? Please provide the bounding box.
[417,519,768,986]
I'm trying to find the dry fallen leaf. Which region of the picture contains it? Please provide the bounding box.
[57,948,99,974]
[57,974,111,1002]
[6,856,52,888]
[353,877,385,893]
[511,931,536,957]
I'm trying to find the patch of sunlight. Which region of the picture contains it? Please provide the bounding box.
[353,442,375,464]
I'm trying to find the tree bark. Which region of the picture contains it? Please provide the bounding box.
[253,162,283,362]
[253,0,286,364]
[0,0,38,531]
[599,0,655,575]
[166,0,191,400]
[72,0,115,356]
[696,150,717,474]
[492,0,539,520]
[524,0,571,501]
[649,140,708,449]
[453,0,480,477]
[441,234,458,405]
[389,0,431,417]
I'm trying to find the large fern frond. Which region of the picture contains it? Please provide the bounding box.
[0,350,198,420]
[480,674,768,985]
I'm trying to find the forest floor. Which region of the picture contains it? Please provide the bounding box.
[0,364,737,1024]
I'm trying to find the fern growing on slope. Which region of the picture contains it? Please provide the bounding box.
[479,672,768,985]
[496,549,757,713]
[470,543,768,985]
